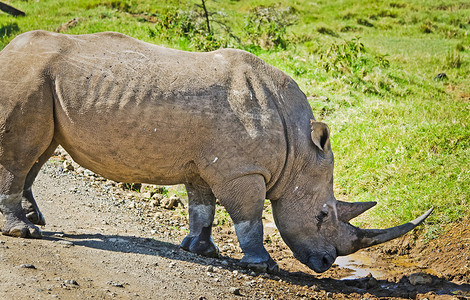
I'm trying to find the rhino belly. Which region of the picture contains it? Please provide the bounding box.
[55,118,197,184]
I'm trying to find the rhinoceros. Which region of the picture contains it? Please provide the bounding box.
[0,31,432,273]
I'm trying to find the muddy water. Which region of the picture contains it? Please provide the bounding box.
[334,252,385,279]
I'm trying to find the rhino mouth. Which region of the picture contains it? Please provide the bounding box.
[306,252,337,273]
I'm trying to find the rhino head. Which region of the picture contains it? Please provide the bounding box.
[271,120,433,273]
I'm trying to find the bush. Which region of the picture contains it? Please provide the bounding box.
[445,49,463,68]
[243,4,297,49]
[319,38,393,94]
[153,8,226,51]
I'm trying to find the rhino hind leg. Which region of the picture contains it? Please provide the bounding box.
[22,140,58,225]
[0,116,54,238]
[214,174,279,273]
[0,163,43,238]
[180,180,218,258]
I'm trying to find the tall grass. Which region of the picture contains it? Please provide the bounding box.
[1,0,468,232]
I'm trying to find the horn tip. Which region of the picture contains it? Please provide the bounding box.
[412,206,434,226]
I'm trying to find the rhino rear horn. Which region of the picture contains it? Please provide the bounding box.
[336,201,377,222]
[310,120,330,152]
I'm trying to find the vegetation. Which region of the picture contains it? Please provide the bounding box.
[1,0,468,233]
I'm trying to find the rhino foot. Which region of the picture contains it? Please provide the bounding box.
[25,210,46,226]
[2,221,42,238]
[180,235,219,258]
[240,257,279,274]
[22,193,46,226]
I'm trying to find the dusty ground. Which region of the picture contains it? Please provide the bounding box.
[0,153,469,299]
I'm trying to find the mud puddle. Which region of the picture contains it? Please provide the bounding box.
[334,252,385,280]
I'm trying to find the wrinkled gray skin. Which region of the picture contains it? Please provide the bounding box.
[0,31,433,273]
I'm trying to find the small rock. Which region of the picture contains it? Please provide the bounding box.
[169,262,176,268]
[367,276,378,288]
[408,272,433,285]
[64,279,78,286]
[309,284,320,291]
[160,197,171,208]
[220,260,229,266]
[365,273,378,288]
[108,237,127,244]
[434,73,448,81]
[161,195,182,209]
[63,160,74,171]
[244,280,256,287]
[107,281,124,288]
[140,183,156,193]
[19,264,36,269]
[141,192,152,199]
[152,193,164,200]
[206,266,214,273]
[153,212,163,219]
[56,240,74,247]
[83,169,95,177]
[229,287,241,296]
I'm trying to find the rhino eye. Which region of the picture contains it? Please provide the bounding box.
[316,204,330,229]
[321,204,329,216]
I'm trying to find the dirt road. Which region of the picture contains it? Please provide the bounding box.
[1,158,469,299]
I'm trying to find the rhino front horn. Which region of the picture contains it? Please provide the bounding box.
[342,207,434,255]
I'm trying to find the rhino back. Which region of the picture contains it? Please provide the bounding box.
[12,31,291,187]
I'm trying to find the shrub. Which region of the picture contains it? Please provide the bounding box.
[243,4,297,49]
[153,8,227,51]
[0,22,20,39]
[445,49,462,68]
[319,38,393,95]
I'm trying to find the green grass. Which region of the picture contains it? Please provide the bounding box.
[1,0,469,232]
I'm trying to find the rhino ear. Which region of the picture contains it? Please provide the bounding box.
[310,120,330,152]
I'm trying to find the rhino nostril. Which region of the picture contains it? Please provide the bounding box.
[308,253,336,273]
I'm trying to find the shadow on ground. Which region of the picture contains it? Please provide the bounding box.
[43,231,470,299]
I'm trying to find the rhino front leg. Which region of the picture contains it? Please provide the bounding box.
[215,174,278,273]
[180,180,218,257]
